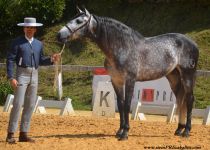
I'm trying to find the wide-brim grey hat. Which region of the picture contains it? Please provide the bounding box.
[17,17,43,27]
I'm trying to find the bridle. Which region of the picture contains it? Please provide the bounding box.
[65,13,92,34]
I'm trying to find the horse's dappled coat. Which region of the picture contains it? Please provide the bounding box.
[57,9,199,140]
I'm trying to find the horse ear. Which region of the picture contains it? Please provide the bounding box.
[89,16,97,38]
[84,8,90,16]
[76,6,83,13]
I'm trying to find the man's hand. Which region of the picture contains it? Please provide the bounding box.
[51,53,61,63]
[10,79,18,90]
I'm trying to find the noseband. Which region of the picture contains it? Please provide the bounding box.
[65,14,92,34]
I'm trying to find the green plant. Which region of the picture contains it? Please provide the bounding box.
[0,82,13,105]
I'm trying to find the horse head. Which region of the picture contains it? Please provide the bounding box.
[57,8,97,43]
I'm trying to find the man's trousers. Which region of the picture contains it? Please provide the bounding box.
[8,67,38,133]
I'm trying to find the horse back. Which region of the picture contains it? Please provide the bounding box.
[134,33,199,81]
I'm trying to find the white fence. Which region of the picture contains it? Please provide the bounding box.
[0,63,210,76]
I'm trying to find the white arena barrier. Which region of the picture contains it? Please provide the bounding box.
[132,102,210,125]
[3,94,14,112]
[92,81,115,118]
[92,75,111,106]
[131,77,176,111]
[3,94,74,116]
[35,97,75,115]
[3,94,41,113]
[92,75,210,124]
[203,106,210,125]
[91,68,111,107]
[131,77,176,121]
[130,77,210,125]
[131,102,177,122]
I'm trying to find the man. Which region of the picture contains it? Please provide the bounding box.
[6,17,60,144]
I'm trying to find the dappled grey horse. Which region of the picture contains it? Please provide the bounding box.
[57,8,199,140]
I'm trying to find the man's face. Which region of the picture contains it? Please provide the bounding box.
[24,26,36,39]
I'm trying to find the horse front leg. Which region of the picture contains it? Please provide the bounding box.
[111,80,125,138]
[119,77,135,141]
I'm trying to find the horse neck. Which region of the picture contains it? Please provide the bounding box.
[89,15,144,60]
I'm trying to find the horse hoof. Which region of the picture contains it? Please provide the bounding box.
[115,129,123,138]
[118,131,128,141]
[182,129,190,137]
[118,136,128,141]
[115,133,121,138]
[174,129,182,136]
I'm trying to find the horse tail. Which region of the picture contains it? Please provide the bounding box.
[178,35,199,69]
[175,35,199,115]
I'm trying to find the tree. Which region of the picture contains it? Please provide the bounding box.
[0,0,65,37]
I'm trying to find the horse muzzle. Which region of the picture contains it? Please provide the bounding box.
[57,32,69,43]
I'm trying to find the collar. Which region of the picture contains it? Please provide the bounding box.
[25,35,34,44]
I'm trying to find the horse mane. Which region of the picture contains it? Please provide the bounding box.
[92,15,144,50]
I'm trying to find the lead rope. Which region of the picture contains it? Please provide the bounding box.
[53,43,65,100]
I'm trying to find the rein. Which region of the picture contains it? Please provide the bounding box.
[53,13,91,100]
[58,43,65,55]
[53,43,66,100]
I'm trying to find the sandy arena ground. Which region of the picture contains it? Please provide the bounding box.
[0,107,209,150]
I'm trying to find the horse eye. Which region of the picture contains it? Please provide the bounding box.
[76,19,82,24]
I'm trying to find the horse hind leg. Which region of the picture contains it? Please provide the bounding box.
[175,89,187,136]
[173,84,187,136]
[178,68,196,137]
[166,69,186,136]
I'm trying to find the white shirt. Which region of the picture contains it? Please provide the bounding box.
[25,35,34,44]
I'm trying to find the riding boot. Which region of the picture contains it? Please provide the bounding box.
[6,132,16,144]
[19,132,35,143]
